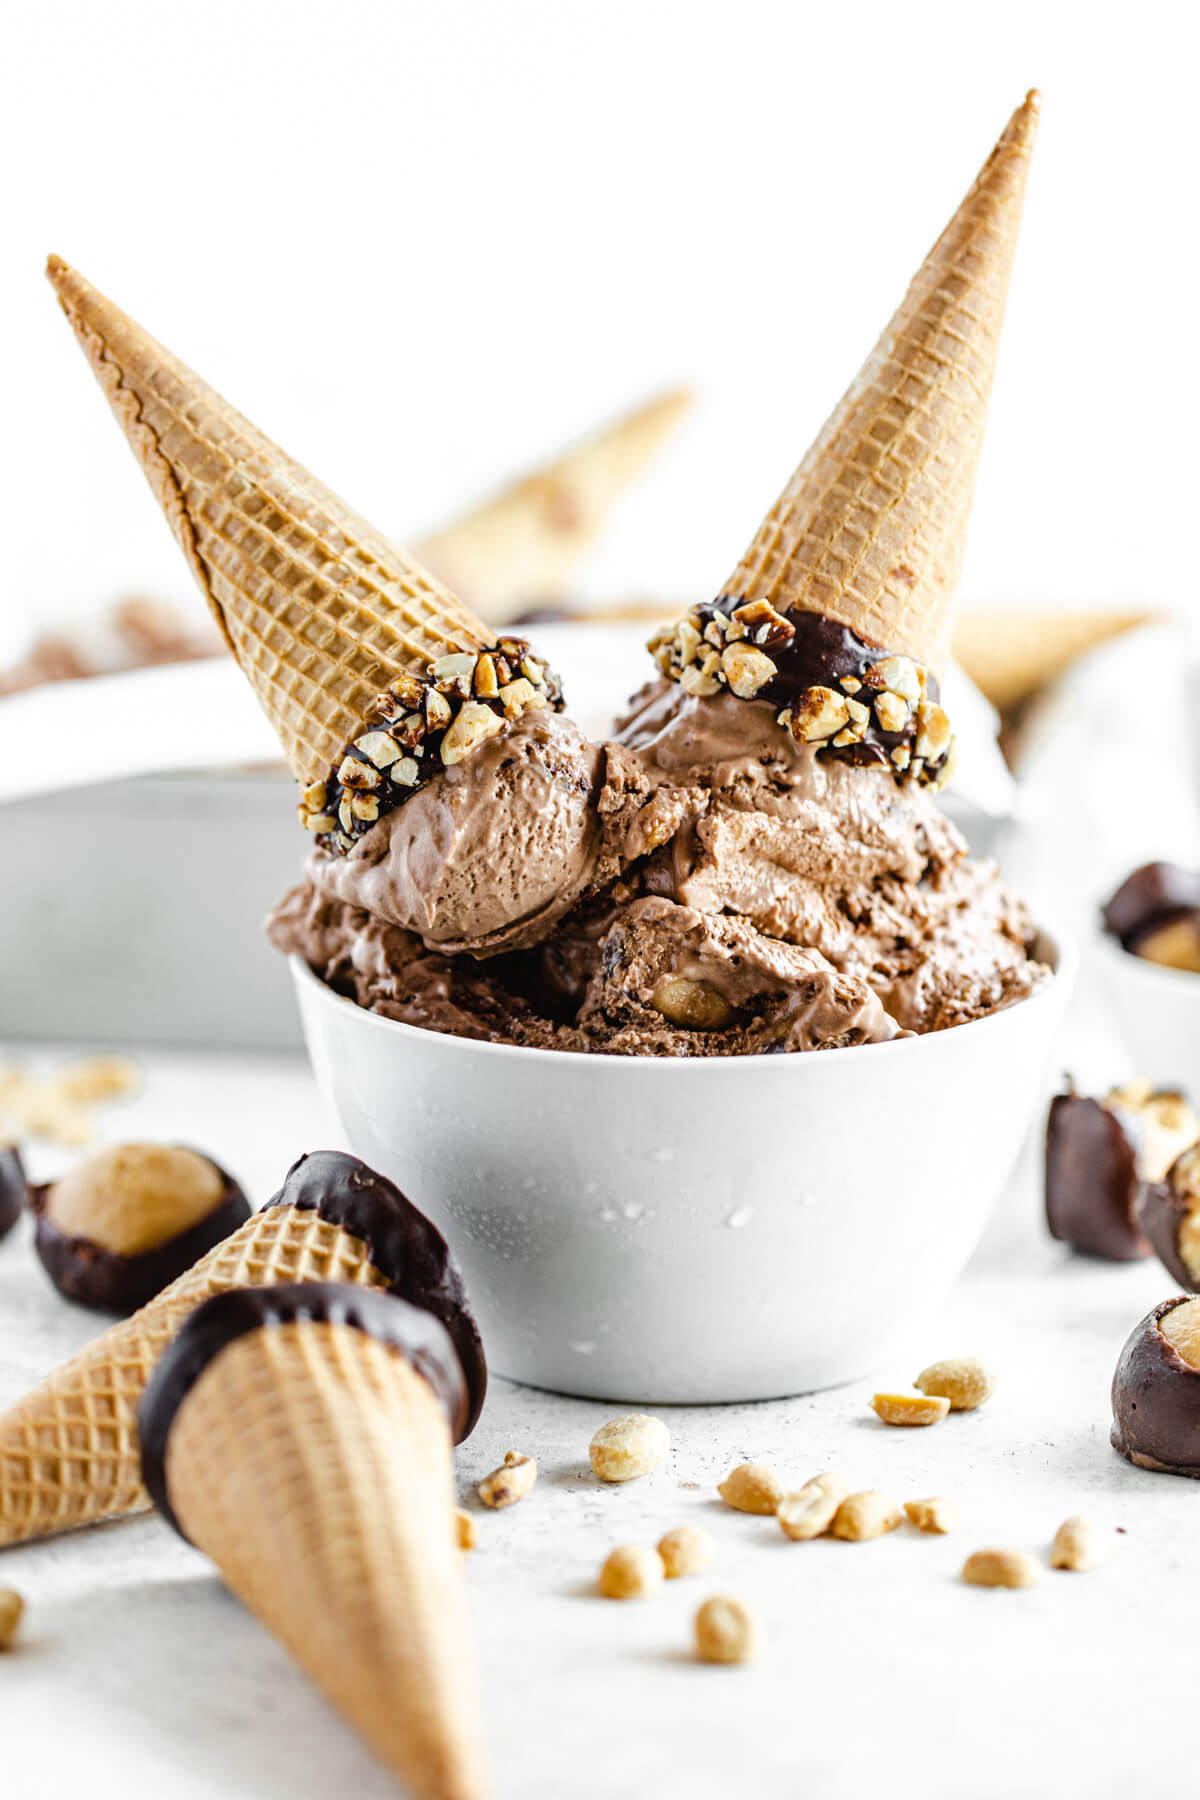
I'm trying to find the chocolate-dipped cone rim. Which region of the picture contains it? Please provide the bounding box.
[0,1146,28,1241]
[30,1151,251,1315]
[264,1150,486,1434]
[140,1283,469,1538]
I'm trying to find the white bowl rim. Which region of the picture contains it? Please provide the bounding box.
[1093,928,1200,992]
[289,919,1075,1073]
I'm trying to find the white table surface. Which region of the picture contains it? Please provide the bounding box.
[1,1009,1193,1800]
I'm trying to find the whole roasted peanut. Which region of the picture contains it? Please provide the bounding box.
[1050,1516,1102,1571]
[590,1415,670,1482]
[694,1595,762,1665]
[477,1452,537,1510]
[915,1358,996,1412]
[718,1462,784,1515]
[777,1472,848,1541]
[599,1545,665,1600]
[658,1526,715,1579]
[961,1549,1040,1589]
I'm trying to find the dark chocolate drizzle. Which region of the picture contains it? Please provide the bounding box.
[263,1150,486,1435]
[1102,861,1200,950]
[139,1283,470,1540]
[30,1153,251,1316]
[1111,1297,1200,1477]
[0,1146,28,1243]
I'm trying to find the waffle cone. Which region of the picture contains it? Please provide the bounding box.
[725,92,1040,676]
[165,1320,484,1800]
[0,1205,389,1547]
[417,387,692,623]
[46,258,492,783]
[952,607,1162,710]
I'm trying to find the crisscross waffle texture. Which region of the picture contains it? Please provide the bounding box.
[46,257,492,783]
[725,92,1040,677]
[418,387,691,622]
[0,1205,389,1546]
[167,1321,484,1800]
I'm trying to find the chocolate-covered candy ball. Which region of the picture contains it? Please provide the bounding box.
[0,1146,28,1242]
[1112,1297,1200,1476]
[1044,1081,1198,1260]
[1137,1144,1200,1292]
[32,1143,251,1314]
[1103,862,1200,971]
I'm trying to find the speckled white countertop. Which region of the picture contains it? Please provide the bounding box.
[1,1019,1193,1800]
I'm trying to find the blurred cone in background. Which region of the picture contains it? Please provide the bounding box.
[952,607,1162,711]
[723,91,1041,678]
[416,388,691,623]
[46,257,494,784]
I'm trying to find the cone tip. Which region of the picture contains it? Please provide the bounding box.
[46,253,69,288]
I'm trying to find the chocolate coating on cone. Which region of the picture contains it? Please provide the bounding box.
[140,1283,470,1536]
[30,1155,250,1315]
[1111,1298,1200,1476]
[264,1151,485,1432]
[0,1147,28,1242]
[1044,1093,1148,1261]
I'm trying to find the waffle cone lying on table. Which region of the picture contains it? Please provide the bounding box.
[0,1152,485,1546]
[50,92,1049,1056]
[139,1282,486,1800]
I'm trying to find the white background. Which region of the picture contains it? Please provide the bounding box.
[3,0,1198,656]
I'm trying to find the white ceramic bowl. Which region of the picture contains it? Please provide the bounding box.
[291,929,1073,1403]
[1095,932,1200,1096]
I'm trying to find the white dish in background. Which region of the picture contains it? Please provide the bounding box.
[1094,931,1200,1098]
[291,930,1074,1404]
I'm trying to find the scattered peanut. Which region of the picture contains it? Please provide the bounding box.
[1050,1516,1102,1572]
[455,1509,477,1552]
[477,1452,537,1510]
[904,1497,959,1535]
[0,1589,23,1650]
[589,1414,670,1483]
[694,1595,762,1665]
[871,1392,951,1428]
[831,1491,904,1541]
[915,1358,996,1412]
[658,1525,715,1579]
[599,1545,665,1600]
[777,1472,849,1541]
[718,1462,784,1515]
[961,1549,1040,1589]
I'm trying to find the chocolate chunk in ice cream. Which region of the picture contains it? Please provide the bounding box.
[31,1144,251,1314]
[1111,1297,1200,1477]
